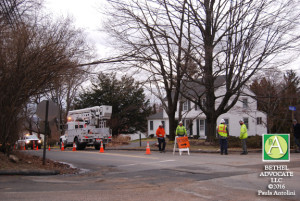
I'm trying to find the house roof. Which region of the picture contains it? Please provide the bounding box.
[147,111,164,120]
[163,75,226,101]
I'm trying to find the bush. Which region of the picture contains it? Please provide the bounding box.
[226,135,262,148]
[247,135,262,148]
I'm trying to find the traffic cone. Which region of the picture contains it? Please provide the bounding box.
[48,145,51,151]
[61,142,64,151]
[36,144,39,151]
[145,141,151,155]
[23,144,26,150]
[99,141,104,153]
[72,142,76,151]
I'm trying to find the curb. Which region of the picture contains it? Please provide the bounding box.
[0,169,60,176]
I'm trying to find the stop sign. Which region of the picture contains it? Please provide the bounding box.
[36,100,59,121]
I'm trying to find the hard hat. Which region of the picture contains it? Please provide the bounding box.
[239,119,244,123]
[179,121,183,124]
[159,123,163,127]
[220,119,225,124]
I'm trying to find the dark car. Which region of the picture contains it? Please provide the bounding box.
[17,134,42,150]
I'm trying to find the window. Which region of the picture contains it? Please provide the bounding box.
[161,121,165,128]
[195,103,198,111]
[183,101,191,111]
[243,117,249,130]
[242,98,248,108]
[196,119,206,137]
[223,118,229,126]
[200,119,205,136]
[183,101,188,111]
[257,117,262,125]
[150,121,153,130]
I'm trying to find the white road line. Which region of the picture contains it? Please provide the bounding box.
[118,159,176,167]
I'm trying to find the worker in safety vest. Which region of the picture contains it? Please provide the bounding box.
[239,119,248,155]
[156,124,166,153]
[176,121,187,137]
[217,119,229,155]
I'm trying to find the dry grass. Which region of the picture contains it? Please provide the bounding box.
[0,151,79,174]
[106,135,131,147]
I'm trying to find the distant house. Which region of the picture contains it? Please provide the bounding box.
[147,77,267,138]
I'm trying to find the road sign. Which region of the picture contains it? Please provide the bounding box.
[36,100,59,120]
[289,106,296,111]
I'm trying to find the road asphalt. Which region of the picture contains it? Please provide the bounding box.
[1,141,262,176]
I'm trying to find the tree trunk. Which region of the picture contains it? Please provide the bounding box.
[168,114,176,141]
[206,115,217,142]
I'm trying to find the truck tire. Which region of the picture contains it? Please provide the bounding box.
[94,145,100,150]
[75,138,86,150]
[75,138,81,150]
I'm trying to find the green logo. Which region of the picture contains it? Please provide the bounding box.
[262,134,290,162]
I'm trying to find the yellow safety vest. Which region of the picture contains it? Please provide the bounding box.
[218,124,228,137]
[240,124,248,139]
[176,125,187,136]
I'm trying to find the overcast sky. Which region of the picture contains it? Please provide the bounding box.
[44,0,110,58]
[45,0,299,75]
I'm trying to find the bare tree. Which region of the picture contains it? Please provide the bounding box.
[47,67,89,139]
[0,1,91,153]
[179,0,300,141]
[104,0,194,140]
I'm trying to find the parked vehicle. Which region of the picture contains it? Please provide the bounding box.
[17,134,42,150]
[60,106,112,150]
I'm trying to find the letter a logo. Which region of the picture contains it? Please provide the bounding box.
[267,136,284,155]
[262,134,290,162]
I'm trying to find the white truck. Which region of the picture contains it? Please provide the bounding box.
[60,105,112,150]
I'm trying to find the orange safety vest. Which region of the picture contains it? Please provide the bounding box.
[218,124,228,137]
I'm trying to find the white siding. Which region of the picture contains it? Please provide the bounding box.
[148,86,267,137]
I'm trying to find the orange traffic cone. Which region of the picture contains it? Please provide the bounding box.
[48,145,51,151]
[23,144,26,150]
[36,144,39,151]
[61,142,64,151]
[145,141,151,155]
[72,142,76,151]
[99,141,104,153]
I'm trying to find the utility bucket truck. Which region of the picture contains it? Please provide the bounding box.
[60,106,112,150]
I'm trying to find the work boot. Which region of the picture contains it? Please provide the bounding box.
[240,152,246,155]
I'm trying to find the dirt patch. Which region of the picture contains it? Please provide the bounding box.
[0,151,79,175]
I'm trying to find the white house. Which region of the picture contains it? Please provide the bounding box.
[147,77,267,138]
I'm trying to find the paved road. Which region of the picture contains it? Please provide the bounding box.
[1,149,300,201]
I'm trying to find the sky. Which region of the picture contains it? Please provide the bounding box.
[44,0,300,75]
[44,0,109,58]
